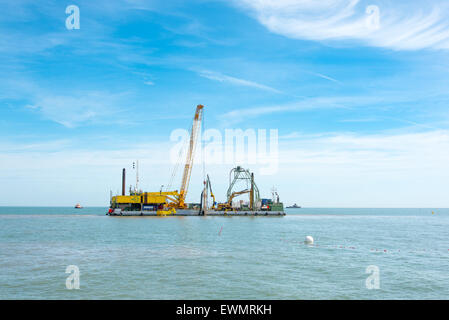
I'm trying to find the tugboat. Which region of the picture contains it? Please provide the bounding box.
[74,203,83,209]
[286,203,301,208]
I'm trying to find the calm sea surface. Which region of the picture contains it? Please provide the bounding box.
[0,207,448,299]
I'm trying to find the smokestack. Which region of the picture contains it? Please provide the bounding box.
[122,168,126,196]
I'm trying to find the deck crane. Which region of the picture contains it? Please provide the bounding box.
[178,104,204,208]
[113,105,204,212]
[165,104,204,209]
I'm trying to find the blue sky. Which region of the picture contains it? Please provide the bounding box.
[1,0,449,207]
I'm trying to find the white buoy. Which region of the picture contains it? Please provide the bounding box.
[305,236,314,245]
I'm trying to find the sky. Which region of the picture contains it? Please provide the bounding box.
[1,0,449,207]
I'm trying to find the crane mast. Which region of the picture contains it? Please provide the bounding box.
[178,104,204,208]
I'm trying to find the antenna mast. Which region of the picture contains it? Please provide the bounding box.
[133,160,139,193]
[136,160,139,193]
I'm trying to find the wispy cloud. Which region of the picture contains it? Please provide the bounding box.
[24,90,131,128]
[274,129,449,207]
[339,118,379,123]
[3,129,449,207]
[310,72,342,84]
[219,96,376,124]
[0,73,134,128]
[16,80,194,128]
[233,0,449,50]
[279,129,449,172]
[197,70,282,93]
[0,139,72,153]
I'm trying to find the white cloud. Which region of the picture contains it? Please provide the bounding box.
[2,129,449,207]
[27,92,130,128]
[310,72,342,84]
[233,0,449,50]
[1,78,132,128]
[0,139,72,153]
[197,70,282,93]
[219,96,377,125]
[0,138,208,206]
[272,129,449,207]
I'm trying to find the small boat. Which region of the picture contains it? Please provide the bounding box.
[74,203,83,209]
[286,203,301,208]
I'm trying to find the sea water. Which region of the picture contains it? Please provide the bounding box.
[0,207,448,299]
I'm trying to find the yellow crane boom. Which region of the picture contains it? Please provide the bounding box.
[177,104,204,208]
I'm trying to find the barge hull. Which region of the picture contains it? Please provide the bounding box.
[108,209,285,216]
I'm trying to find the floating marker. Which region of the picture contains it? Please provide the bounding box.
[305,236,314,245]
